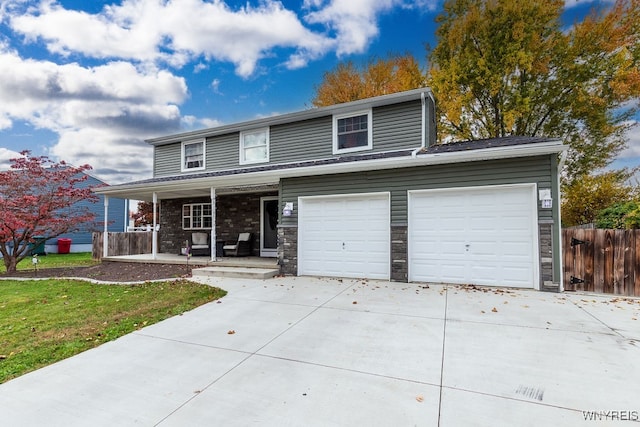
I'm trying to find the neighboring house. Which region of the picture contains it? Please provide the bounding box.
[47,173,127,253]
[96,88,567,290]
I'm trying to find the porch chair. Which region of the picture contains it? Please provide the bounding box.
[223,232,253,257]
[190,232,211,256]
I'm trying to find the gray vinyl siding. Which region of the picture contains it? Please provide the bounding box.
[279,155,556,226]
[154,143,181,177]
[206,133,239,170]
[270,116,333,162]
[372,100,422,150]
[152,100,425,177]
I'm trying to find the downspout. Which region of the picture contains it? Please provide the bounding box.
[411,91,429,158]
[211,187,217,262]
[152,192,158,260]
[124,199,129,232]
[103,196,109,258]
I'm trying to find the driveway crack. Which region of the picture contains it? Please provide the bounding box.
[437,285,449,427]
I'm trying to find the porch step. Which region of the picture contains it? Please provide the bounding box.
[192,266,279,280]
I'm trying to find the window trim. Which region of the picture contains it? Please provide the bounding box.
[182,203,212,230]
[181,139,206,172]
[332,109,373,155]
[239,127,270,165]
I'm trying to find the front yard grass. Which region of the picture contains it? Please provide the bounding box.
[1,252,98,273]
[0,279,226,383]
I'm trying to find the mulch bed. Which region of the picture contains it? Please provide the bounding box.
[0,262,195,282]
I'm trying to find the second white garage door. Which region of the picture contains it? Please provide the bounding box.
[298,193,390,280]
[409,184,538,288]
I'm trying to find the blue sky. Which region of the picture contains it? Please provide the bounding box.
[0,0,636,183]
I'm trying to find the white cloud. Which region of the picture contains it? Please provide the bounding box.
[564,0,615,9]
[0,147,23,170]
[6,0,334,77]
[198,118,224,128]
[303,0,399,56]
[4,0,427,77]
[50,128,154,184]
[211,78,222,94]
[619,121,640,160]
[0,47,187,182]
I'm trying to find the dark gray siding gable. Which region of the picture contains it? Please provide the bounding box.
[152,99,425,177]
[280,155,555,225]
[154,143,181,177]
[270,116,333,163]
[372,100,422,151]
[206,132,239,170]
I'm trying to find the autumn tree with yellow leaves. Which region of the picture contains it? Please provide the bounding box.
[312,54,425,107]
[428,0,640,181]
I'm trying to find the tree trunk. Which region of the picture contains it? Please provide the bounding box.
[3,256,18,273]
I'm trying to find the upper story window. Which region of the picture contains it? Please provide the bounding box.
[240,128,269,165]
[333,110,372,154]
[182,139,205,172]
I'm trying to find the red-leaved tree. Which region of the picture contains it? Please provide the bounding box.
[131,201,158,228]
[0,151,99,272]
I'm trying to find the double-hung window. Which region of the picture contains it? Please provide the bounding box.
[183,203,212,229]
[240,128,269,165]
[333,110,372,154]
[182,139,205,171]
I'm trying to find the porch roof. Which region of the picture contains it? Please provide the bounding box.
[95,137,567,201]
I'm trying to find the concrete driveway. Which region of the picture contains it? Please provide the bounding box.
[1,276,639,426]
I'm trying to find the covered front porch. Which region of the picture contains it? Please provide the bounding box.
[98,179,281,268]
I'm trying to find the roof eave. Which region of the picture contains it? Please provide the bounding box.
[95,140,567,200]
[146,88,433,146]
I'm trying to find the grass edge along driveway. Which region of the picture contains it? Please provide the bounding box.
[0,278,226,383]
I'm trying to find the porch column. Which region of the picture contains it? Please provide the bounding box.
[103,196,109,258]
[210,187,217,262]
[152,192,158,260]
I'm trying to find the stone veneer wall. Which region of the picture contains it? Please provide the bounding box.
[538,221,554,285]
[277,225,297,275]
[390,225,408,282]
[159,192,276,255]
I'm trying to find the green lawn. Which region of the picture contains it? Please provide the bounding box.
[0,279,226,383]
[1,252,98,273]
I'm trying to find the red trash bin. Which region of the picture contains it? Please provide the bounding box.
[57,238,72,254]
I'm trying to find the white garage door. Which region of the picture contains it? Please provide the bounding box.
[409,184,538,288]
[298,193,390,280]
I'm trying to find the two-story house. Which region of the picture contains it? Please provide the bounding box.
[96,88,567,291]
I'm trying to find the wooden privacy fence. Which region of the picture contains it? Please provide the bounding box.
[92,232,152,259]
[562,229,640,296]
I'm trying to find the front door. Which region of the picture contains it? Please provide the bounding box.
[260,197,278,257]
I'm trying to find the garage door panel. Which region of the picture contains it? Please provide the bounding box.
[409,185,537,288]
[439,263,468,282]
[441,241,467,257]
[299,194,390,280]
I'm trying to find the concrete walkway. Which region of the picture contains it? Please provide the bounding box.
[1,276,639,426]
